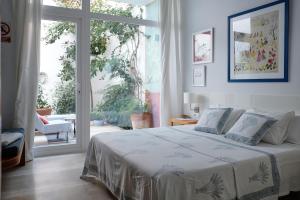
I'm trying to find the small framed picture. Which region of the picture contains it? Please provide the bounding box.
[192,66,206,87]
[193,28,214,64]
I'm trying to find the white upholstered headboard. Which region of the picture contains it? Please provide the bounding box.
[196,93,300,115]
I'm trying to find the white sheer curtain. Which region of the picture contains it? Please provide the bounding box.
[160,0,183,126]
[13,0,42,161]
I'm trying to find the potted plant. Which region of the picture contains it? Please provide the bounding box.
[36,83,52,116]
[130,101,153,129]
[90,112,105,126]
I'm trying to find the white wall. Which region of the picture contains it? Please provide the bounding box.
[182,0,300,95]
[1,0,16,128]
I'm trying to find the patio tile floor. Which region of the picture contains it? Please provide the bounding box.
[34,124,124,147]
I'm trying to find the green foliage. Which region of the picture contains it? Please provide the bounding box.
[44,22,75,44]
[37,83,50,108]
[53,80,76,114]
[58,42,76,82]
[90,111,105,121]
[95,84,148,128]
[97,85,139,112]
[102,111,133,129]
[53,0,81,9]
[107,57,141,87]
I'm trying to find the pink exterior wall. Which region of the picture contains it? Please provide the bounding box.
[146,92,160,127]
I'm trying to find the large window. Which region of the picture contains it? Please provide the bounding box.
[38,0,160,153]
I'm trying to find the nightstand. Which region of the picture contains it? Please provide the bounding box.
[168,117,198,126]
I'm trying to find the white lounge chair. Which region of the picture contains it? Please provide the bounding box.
[46,114,76,121]
[34,114,72,142]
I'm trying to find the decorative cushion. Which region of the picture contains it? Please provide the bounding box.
[194,108,232,134]
[286,116,300,144]
[38,114,49,124]
[225,112,277,146]
[223,109,245,134]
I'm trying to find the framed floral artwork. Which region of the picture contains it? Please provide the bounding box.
[192,66,206,87]
[228,0,289,82]
[193,28,214,64]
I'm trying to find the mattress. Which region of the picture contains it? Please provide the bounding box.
[81,125,300,200]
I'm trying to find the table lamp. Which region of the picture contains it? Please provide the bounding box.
[184,92,203,118]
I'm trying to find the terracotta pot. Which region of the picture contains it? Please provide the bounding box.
[130,112,153,129]
[36,107,52,116]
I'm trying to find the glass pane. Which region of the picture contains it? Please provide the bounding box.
[89,20,160,137]
[43,0,82,9]
[90,0,159,21]
[35,20,77,147]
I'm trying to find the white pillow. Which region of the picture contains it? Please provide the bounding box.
[223,109,245,134]
[262,112,295,144]
[194,108,232,134]
[286,116,300,144]
[225,112,277,146]
[248,110,295,144]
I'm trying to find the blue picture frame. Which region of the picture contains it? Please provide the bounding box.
[228,0,289,82]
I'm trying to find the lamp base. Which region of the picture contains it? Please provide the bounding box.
[192,113,200,119]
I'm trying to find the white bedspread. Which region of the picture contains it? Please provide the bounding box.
[81,125,300,200]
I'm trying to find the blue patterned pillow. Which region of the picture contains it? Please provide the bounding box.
[194,108,233,134]
[225,112,277,146]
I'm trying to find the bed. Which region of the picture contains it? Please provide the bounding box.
[81,125,300,200]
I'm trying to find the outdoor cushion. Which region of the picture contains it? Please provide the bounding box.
[38,114,49,124]
[34,114,72,134]
[46,114,76,121]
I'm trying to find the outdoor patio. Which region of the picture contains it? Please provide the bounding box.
[34,115,124,147]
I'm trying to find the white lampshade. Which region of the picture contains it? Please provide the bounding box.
[183,92,202,104]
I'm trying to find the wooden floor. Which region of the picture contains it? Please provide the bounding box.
[1,153,115,200]
[2,153,299,200]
